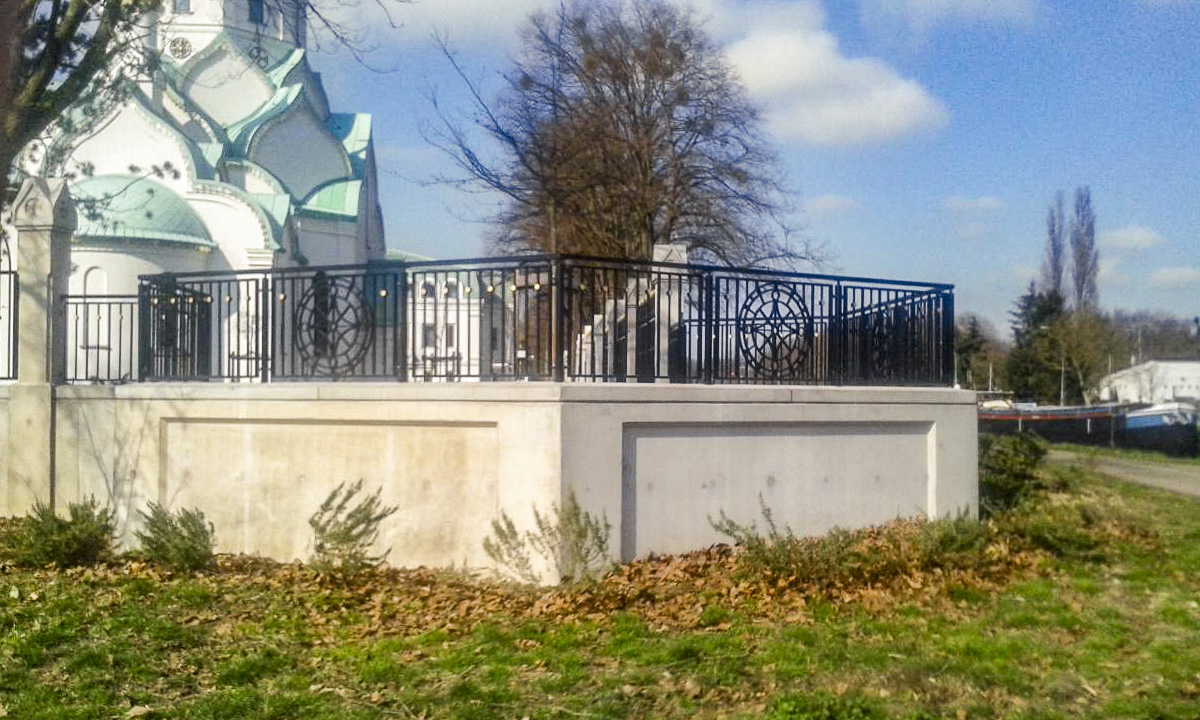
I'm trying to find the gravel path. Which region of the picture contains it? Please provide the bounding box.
[1049,449,1200,499]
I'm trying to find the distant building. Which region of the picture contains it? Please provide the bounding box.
[1098,360,1200,405]
[12,0,386,295]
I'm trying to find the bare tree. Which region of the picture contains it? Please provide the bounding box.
[1070,185,1099,310]
[428,0,818,267]
[1040,190,1066,296]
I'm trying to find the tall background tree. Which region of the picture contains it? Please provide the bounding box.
[1040,190,1066,296]
[430,0,816,266]
[1069,186,1099,310]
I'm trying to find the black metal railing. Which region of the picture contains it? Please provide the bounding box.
[1,271,16,381]
[126,255,954,386]
[64,295,139,383]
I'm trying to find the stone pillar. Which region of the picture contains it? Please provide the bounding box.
[5,179,75,513]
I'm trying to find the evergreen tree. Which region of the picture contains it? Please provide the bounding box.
[1006,282,1065,403]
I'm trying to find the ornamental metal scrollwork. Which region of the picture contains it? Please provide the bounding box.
[736,281,814,378]
[293,273,376,376]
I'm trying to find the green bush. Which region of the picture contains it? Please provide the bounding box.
[994,497,1105,561]
[15,497,117,568]
[308,480,398,576]
[135,503,215,571]
[483,488,612,584]
[979,432,1049,513]
[916,509,991,569]
[713,498,993,590]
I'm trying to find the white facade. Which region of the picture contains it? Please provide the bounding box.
[1098,360,1200,405]
[10,0,385,298]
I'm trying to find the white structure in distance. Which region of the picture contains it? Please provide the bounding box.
[1098,360,1200,405]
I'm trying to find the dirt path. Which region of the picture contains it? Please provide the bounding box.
[1049,449,1200,499]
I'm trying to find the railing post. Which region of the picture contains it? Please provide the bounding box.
[942,290,955,386]
[702,271,714,384]
[260,274,271,383]
[137,282,151,381]
[552,256,565,382]
[396,264,408,382]
[833,282,845,385]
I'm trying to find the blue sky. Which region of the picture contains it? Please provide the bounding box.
[312,0,1200,338]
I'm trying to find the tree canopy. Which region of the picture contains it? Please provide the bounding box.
[430,0,816,267]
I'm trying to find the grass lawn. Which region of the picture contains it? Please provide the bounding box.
[1052,442,1200,468]
[3,459,1200,719]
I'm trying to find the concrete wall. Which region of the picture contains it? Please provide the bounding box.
[1,382,977,581]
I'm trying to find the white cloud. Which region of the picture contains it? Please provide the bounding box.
[806,193,861,217]
[1150,266,1200,289]
[943,195,1005,213]
[359,0,949,148]
[861,0,1038,37]
[1102,225,1166,251]
[725,20,949,146]
[1098,258,1130,288]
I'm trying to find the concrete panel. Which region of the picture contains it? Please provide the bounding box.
[620,421,931,560]
[161,418,500,566]
[5,385,54,512]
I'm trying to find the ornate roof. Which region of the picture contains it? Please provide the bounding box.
[72,176,214,248]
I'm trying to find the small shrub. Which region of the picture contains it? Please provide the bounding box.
[979,432,1049,513]
[135,503,215,571]
[711,496,862,587]
[308,480,398,575]
[15,497,116,568]
[482,513,537,584]
[483,488,612,584]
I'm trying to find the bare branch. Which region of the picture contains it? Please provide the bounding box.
[426,0,821,268]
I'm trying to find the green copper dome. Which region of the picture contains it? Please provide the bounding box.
[72,175,213,247]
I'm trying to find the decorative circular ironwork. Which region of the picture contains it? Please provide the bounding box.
[168,36,193,59]
[736,282,813,378]
[292,275,376,376]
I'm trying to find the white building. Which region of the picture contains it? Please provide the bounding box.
[12,0,385,295]
[1098,360,1200,405]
